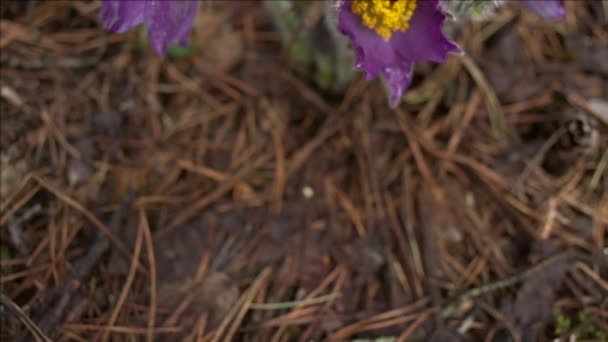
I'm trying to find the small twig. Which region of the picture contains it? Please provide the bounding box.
[7,204,42,256]
[516,126,567,194]
[211,268,272,342]
[222,268,272,342]
[140,211,157,342]
[33,176,140,271]
[326,180,366,237]
[417,187,444,329]
[35,190,134,336]
[62,324,181,335]
[478,301,521,342]
[249,293,339,310]
[101,213,145,342]
[0,294,51,342]
[157,153,272,238]
[397,310,432,342]
[443,251,574,317]
[588,149,608,190]
[460,54,511,139]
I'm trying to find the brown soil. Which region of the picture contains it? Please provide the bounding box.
[1,1,606,341]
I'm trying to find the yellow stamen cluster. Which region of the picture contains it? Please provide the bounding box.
[352,0,417,40]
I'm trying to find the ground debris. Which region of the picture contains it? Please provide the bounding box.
[0,1,605,341]
[508,257,569,341]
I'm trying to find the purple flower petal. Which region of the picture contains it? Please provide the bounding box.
[100,0,145,34]
[338,0,460,106]
[144,0,199,55]
[339,4,399,80]
[99,0,198,55]
[382,63,414,106]
[391,0,461,63]
[519,0,565,19]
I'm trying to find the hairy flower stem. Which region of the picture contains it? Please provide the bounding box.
[440,0,504,21]
[263,0,355,92]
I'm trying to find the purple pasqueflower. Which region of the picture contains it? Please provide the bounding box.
[337,0,460,107]
[519,0,565,20]
[99,0,199,55]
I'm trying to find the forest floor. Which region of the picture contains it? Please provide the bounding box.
[1,1,607,341]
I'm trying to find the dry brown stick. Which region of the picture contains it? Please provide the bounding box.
[7,204,41,256]
[211,267,272,342]
[515,126,567,194]
[1,264,48,284]
[161,291,196,328]
[286,117,341,177]
[63,324,180,335]
[250,293,340,311]
[326,179,366,237]
[418,187,445,330]
[442,251,576,317]
[327,298,429,340]
[0,294,51,342]
[394,108,441,200]
[401,168,425,299]
[575,262,608,292]
[223,268,272,341]
[140,210,157,342]
[264,265,344,335]
[393,111,448,328]
[446,91,481,155]
[296,265,348,342]
[192,59,261,97]
[33,175,143,272]
[39,109,80,159]
[35,190,135,336]
[331,313,423,341]
[101,214,144,342]
[160,251,210,329]
[0,171,33,216]
[385,192,419,299]
[478,301,521,342]
[275,66,330,113]
[263,100,287,215]
[0,182,40,226]
[278,79,355,181]
[397,310,432,342]
[460,54,510,138]
[429,149,547,223]
[190,313,209,342]
[157,153,272,238]
[260,307,319,329]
